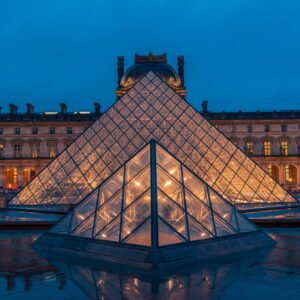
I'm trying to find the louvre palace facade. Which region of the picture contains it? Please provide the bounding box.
[0,53,299,205]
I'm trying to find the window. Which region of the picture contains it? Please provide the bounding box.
[23,168,36,186]
[67,127,73,134]
[0,143,4,158]
[50,127,55,134]
[264,125,270,132]
[280,141,289,156]
[31,143,40,158]
[15,128,20,135]
[48,142,57,158]
[281,124,287,132]
[263,141,272,156]
[5,168,18,189]
[231,124,236,133]
[14,144,22,158]
[267,165,279,181]
[285,165,297,186]
[245,141,254,156]
[32,128,38,134]
[247,124,252,133]
[0,128,3,135]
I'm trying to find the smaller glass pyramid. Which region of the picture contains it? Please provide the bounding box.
[49,140,258,248]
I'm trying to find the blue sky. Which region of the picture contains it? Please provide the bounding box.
[1,0,300,113]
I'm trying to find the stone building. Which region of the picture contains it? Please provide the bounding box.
[0,103,100,203]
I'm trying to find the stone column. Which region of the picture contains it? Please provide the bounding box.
[278,164,285,185]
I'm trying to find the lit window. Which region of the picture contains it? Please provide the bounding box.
[31,143,40,158]
[50,127,55,134]
[23,168,36,186]
[267,164,279,181]
[15,128,20,135]
[264,125,270,132]
[48,142,57,158]
[245,141,254,156]
[5,168,18,189]
[67,127,73,134]
[285,165,297,185]
[263,141,272,156]
[280,141,289,156]
[0,143,4,158]
[32,128,38,134]
[14,144,22,158]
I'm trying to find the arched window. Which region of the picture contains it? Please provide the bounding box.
[267,165,279,182]
[23,168,36,186]
[285,165,297,186]
[5,168,18,189]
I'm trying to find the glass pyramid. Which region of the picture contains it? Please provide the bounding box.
[10,71,297,207]
[49,140,258,248]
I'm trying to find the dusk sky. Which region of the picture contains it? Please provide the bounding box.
[1,0,300,113]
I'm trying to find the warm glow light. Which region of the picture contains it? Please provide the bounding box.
[169,168,176,175]
[201,232,206,237]
[133,278,139,286]
[222,214,228,218]
[101,234,106,238]
[134,181,141,187]
[164,180,172,187]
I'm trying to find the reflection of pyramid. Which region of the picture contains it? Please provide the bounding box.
[11,72,296,207]
[35,141,273,269]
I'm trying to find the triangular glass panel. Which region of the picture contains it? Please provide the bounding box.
[94,191,122,237]
[124,217,151,246]
[95,216,121,242]
[158,218,185,246]
[50,213,72,234]
[235,213,257,233]
[70,190,98,231]
[209,190,238,231]
[121,190,151,240]
[157,191,188,239]
[188,217,213,241]
[185,190,214,234]
[72,213,94,238]
[157,166,184,207]
[124,166,150,206]
[213,214,236,237]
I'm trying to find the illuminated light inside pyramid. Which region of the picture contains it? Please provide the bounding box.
[49,141,258,247]
[10,71,297,207]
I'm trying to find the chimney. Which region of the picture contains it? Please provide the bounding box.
[26,103,34,114]
[9,104,18,114]
[60,103,67,114]
[202,100,208,115]
[178,56,184,85]
[117,56,124,86]
[94,102,101,116]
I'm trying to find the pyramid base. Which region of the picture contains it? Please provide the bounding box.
[34,231,274,271]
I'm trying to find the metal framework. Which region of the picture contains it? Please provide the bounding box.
[10,71,296,207]
[50,140,258,248]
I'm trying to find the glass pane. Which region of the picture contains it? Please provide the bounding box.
[126,145,150,181]
[124,166,150,206]
[50,213,72,234]
[157,192,188,239]
[209,190,238,230]
[188,217,213,241]
[156,145,181,181]
[70,190,98,231]
[157,167,183,207]
[98,168,124,205]
[236,214,257,233]
[122,190,151,239]
[214,215,235,237]
[124,218,151,246]
[158,218,185,246]
[72,214,94,238]
[185,190,214,234]
[95,216,120,242]
[183,167,206,204]
[94,191,122,236]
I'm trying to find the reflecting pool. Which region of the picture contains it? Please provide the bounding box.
[0,228,299,299]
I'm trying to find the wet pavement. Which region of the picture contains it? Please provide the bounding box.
[0,228,299,299]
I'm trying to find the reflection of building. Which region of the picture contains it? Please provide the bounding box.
[203,104,300,193]
[0,103,100,203]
